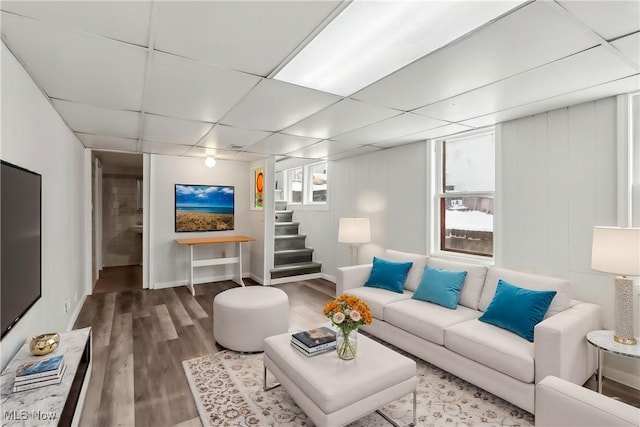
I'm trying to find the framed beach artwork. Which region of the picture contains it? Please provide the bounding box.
[251,167,264,211]
[175,184,234,232]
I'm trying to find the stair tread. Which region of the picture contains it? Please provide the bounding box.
[274,221,298,226]
[274,234,306,239]
[274,248,313,254]
[275,210,293,214]
[271,261,322,272]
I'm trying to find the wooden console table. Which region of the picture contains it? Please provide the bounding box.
[175,235,255,295]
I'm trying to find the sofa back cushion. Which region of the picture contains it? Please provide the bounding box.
[384,249,428,292]
[479,267,571,317]
[426,258,488,310]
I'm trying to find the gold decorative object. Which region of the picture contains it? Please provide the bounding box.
[30,332,60,356]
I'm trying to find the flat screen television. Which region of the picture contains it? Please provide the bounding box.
[1,160,42,338]
[175,184,234,232]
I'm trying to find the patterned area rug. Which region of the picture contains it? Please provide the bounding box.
[182,347,534,427]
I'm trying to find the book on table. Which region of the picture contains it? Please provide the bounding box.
[291,336,336,353]
[15,354,65,381]
[291,327,336,349]
[13,364,67,392]
[291,340,335,357]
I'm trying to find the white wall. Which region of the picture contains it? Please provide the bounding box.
[1,43,87,369]
[293,142,428,280]
[149,155,252,288]
[248,158,274,284]
[500,97,639,389]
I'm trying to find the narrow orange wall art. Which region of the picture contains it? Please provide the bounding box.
[254,167,264,210]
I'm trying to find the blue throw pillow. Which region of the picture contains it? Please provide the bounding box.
[364,257,413,293]
[478,279,556,342]
[412,266,467,309]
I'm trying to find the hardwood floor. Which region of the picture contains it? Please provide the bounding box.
[93,265,142,294]
[73,279,335,426]
[74,278,639,426]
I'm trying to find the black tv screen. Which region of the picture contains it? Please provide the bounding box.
[1,160,42,338]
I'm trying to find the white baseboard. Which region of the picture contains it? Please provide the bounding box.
[603,366,640,391]
[154,273,250,290]
[67,294,87,331]
[249,273,264,285]
[322,273,336,283]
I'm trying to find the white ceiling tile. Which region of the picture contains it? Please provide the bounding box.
[413,46,637,122]
[198,125,272,150]
[460,75,640,128]
[1,12,147,110]
[287,140,363,159]
[142,114,213,145]
[374,124,474,147]
[283,99,400,139]
[353,1,597,111]
[558,0,640,40]
[140,141,191,156]
[76,133,139,152]
[143,52,260,123]
[221,79,340,131]
[52,99,140,139]
[612,33,640,68]
[327,145,384,161]
[1,1,152,46]
[155,1,342,76]
[332,113,448,144]
[186,146,268,162]
[244,134,320,155]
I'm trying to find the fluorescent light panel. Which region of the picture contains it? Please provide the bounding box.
[274,0,527,97]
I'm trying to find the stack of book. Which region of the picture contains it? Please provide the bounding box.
[13,354,67,393]
[291,327,337,357]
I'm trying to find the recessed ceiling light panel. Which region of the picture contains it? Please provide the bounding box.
[274,0,526,96]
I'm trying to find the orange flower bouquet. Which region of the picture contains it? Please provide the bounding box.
[323,295,372,359]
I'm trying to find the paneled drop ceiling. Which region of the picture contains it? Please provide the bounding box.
[1,1,638,162]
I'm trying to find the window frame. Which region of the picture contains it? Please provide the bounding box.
[282,161,329,210]
[430,127,496,260]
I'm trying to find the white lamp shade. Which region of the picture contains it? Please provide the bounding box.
[591,226,640,276]
[338,218,371,244]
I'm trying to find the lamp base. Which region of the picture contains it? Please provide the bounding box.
[613,335,637,345]
[614,276,636,345]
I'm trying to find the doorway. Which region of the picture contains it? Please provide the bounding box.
[92,151,144,293]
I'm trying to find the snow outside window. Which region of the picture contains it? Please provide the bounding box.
[283,162,328,206]
[436,130,495,257]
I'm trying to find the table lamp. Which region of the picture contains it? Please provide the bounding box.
[338,218,371,265]
[591,226,640,345]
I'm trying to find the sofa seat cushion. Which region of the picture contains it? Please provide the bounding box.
[427,258,488,310]
[345,287,411,320]
[445,319,535,383]
[384,299,481,345]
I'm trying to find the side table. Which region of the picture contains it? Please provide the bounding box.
[586,330,640,393]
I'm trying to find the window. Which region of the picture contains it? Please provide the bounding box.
[285,167,303,203]
[434,130,495,257]
[283,161,328,206]
[307,162,327,203]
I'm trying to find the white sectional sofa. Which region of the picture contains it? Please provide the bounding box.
[535,376,640,426]
[336,249,602,414]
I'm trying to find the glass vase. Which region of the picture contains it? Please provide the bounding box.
[336,327,357,360]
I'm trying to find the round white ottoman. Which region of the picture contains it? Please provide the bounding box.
[213,286,289,352]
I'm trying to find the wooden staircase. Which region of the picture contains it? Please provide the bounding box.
[271,200,322,280]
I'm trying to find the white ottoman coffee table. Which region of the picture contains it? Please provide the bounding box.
[213,286,289,352]
[263,331,417,427]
